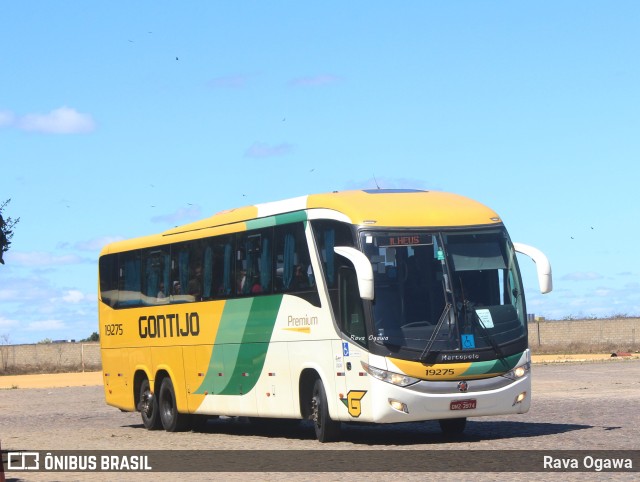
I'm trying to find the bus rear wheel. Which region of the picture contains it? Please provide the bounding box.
[138,379,161,430]
[158,377,191,432]
[438,417,467,436]
[310,379,341,442]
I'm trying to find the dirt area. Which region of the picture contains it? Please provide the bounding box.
[531,352,638,363]
[0,370,103,389]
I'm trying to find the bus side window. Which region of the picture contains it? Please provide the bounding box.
[118,250,142,308]
[99,255,119,307]
[202,244,213,300]
[169,241,204,303]
[141,247,170,304]
[275,223,312,292]
[236,230,272,296]
[211,237,234,297]
[311,220,355,290]
[186,241,204,301]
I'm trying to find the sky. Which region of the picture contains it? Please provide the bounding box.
[1,1,639,344]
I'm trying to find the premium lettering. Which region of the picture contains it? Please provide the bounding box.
[287,315,318,327]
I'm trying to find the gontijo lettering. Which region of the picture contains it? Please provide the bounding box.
[138,312,200,338]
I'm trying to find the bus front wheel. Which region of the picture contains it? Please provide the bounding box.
[158,377,191,432]
[139,378,161,430]
[310,379,341,442]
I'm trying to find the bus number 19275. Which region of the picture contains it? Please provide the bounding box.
[426,368,455,376]
[105,324,123,336]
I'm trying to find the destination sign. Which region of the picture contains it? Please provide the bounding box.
[376,234,433,247]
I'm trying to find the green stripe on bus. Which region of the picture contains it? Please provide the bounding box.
[461,352,522,376]
[194,295,283,395]
[213,298,253,344]
[274,211,308,225]
[245,211,307,230]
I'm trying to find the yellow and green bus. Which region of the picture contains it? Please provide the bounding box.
[98,189,552,441]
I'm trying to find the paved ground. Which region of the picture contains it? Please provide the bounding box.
[1,357,639,480]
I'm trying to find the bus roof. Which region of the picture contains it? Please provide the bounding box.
[101,189,501,254]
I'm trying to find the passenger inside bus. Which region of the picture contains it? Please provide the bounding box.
[188,266,203,301]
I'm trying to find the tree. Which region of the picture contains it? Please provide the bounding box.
[0,199,20,265]
[81,332,100,342]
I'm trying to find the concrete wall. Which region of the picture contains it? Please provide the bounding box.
[528,317,640,348]
[1,318,639,373]
[0,342,101,372]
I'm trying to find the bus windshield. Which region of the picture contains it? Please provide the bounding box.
[360,229,527,361]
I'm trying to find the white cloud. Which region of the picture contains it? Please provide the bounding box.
[290,74,341,87]
[74,236,125,251]
[151,206,202,224]
[26,320,67,332]
[0,316,19,330]
[6,251,87,267]
[561,271,603,281]
[62,290,85,303]
[208,74,253,88]
[593,288,613,297]
[345,177,430,191]
[0,110,15,127]
[17,106,96,134]
[0,275,60,303]
[49,289,97,307]
[244,142,293,158]
[0,288,20,302]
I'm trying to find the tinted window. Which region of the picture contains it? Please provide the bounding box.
[236,229,272,296]
[100,221,324,308]
[311,220,354,289]
[99,255,118,307]
[117,250,142,308]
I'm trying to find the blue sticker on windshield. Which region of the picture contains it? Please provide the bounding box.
[461,334,475,349]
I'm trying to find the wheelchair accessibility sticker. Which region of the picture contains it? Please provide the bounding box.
[342,341,349,356]
[461,334,476,349]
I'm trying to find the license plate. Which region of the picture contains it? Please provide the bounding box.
[450,399,476,410]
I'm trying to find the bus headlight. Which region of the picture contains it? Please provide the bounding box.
[503,362,530,380]
[361,361,420,387]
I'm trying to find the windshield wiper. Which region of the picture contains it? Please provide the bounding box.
[455,277,509,369]
[419,303,452,361]
[467,304,510,371]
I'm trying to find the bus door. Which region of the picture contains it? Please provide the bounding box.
[334,267,371,421]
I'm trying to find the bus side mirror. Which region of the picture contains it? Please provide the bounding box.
[513,242,553,294]
[334,246,374,300]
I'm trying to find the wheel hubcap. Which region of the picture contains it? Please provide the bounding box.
[138,390,153,416]
[143,393,152,415]
[311,396,319,425]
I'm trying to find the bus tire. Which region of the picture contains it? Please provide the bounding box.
[158,377,191,432]
[311,379,341,442]
[139,378,161,430]
[438,417,467,436]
